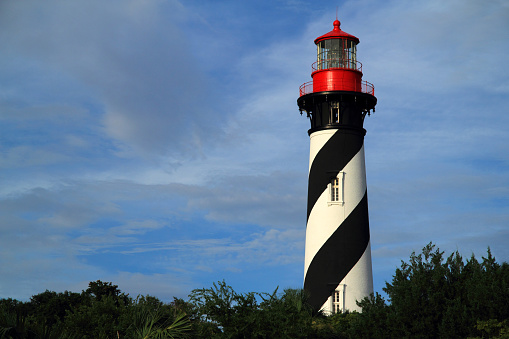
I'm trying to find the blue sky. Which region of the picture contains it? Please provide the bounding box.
[1,0,508,302]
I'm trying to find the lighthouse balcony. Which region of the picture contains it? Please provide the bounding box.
[299,79,374,97]
[312,58,362,72]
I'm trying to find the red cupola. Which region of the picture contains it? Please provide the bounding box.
[299,20,374,96]
[297,19,376,134]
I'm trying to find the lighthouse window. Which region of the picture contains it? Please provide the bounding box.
[331,178,340,201]
[331,286,345,314]
[329,39,343,68]
[329,172,344,204]
[349,42,357,69]
[317,41,328,69]
[330,101,340,123]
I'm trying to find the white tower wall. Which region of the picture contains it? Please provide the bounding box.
[304,129,373,313]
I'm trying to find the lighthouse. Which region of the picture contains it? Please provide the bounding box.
[297,19,376,313]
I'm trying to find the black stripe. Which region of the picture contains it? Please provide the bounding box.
[307,127,365,221]
[304,192,370,311]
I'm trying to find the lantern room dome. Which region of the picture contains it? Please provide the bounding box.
[314,20,359,44]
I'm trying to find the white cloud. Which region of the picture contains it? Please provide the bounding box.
[0,0,225,159]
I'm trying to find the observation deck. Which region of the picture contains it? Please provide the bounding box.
[299,79,375,97]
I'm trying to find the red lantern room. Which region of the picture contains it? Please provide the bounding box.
[314,19,361,93]
[298,19,376,133]
[300,20,374,96]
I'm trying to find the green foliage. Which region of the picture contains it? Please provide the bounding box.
[61,294,126,338]
[85,280,130,307]
[29,290,85,329]
[189,280,314,338]
[0,296,69,339]
[348,242,509,338]
[123,295,191,339]
[86,280,121,300]
[1,244,508,338]
[471,319,509,339]
[189,280,262,338]
[0,281,191,339]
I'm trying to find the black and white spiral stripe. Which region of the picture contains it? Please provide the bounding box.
[304,127,373,312]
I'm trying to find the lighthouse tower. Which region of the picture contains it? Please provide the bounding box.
[297,19,377,313]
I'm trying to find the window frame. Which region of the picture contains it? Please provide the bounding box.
[331,284,346,314]
[328,172,344,206]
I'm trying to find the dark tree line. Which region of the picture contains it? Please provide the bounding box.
[346,243,509,338]
[1,243,509,338]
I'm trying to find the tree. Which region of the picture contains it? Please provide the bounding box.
[351,242,509,338]
[85,280,128,303]
[189,281,315,338]
[189,280,259,338]
[0,298,33,339]
[110,295,190,339]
